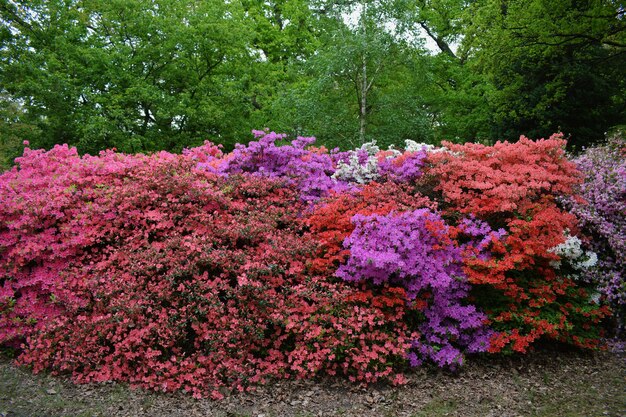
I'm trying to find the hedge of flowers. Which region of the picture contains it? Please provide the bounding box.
[0,130,622,398]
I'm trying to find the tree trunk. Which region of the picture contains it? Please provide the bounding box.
[359,1,368,144]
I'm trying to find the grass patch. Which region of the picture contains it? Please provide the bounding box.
[413,398,458,416]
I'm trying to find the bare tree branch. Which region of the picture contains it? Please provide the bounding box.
[418,21,458,60]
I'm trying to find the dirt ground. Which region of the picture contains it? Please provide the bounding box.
[1,346,624,417]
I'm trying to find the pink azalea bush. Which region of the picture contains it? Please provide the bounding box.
[0,143,417,397]
[0,144,148,345]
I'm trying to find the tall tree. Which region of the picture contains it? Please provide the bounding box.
[268,0,435,148]
[239,0,323,136]
[467,0,626,147]
[2,0,622,155]
[395,0,468,60]
[392,0,496,143]
[0,0,253,154]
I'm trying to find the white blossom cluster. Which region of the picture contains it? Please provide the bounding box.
[590,291,602,304]
[332,141,381,184]
[549,234,598,270]
[360,141,381,156]
[404,139,447,153]
[332,140,446,184]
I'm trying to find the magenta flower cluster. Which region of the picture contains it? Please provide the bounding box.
[336,210,496,367]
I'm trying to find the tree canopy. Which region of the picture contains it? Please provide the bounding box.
[1,0,624,165]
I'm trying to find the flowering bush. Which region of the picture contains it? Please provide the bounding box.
[332,141,381,184]
[0,132,616,398]
[377,150,428,183]
[0,146,416,397]
[203,131,430,202]
[206,130,349,202]
[425,134,582,216]
[548,233,598,271]
[336,210,495,367]
[565,134,625,309]
[306,181,435,274]
[423,135,611,352]
[0,143,147,345]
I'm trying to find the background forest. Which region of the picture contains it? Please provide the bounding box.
[0,0,625,167]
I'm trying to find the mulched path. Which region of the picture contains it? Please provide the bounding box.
[1,346,624,417]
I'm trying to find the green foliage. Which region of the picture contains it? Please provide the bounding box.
[0,0,254,154]
[467,0,626,148]
[0,0,624,155]
[423,54,495,143]
[268,1,435,149]
[0,98,37,170]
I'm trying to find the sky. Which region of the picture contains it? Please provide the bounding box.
[343,4,452,55]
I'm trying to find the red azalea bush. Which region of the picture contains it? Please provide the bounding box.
[423,135,610,353]
[425,135,582,217]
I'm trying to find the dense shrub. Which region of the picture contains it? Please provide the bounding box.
[205,130,348,202]
[336,210,497,367]
[205,130,431,202]
[0,132,616,398]
[423,135,610,352]
[566,135,625,307]
[0,144,148,345]
[306,181,435,274]
[0,146,416,397]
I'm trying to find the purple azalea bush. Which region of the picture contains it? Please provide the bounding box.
[196,130,431,202]
[566,133,625,326]
[336,210,495,368]
[205,130,351,202]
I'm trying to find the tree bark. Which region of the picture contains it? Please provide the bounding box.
[359,1,368,144]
